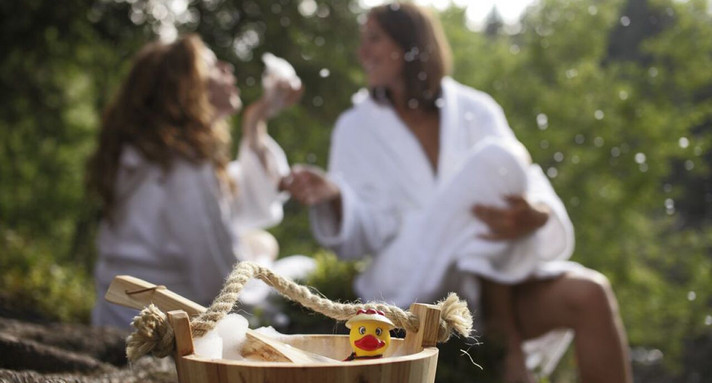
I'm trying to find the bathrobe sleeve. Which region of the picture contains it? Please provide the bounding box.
[228,135,290,230]
[310,112,402,259]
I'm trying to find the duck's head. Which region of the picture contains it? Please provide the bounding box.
[346,308,395,358]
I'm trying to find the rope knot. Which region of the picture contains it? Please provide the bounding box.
[126,304,175,361]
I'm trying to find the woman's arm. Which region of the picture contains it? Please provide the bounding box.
[283,117,402,259]
[230,80,303,229]
[228,135,290,230]
[241,81,303,181]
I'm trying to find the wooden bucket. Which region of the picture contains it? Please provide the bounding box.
[168,303,441,383]
[107,276,444,383]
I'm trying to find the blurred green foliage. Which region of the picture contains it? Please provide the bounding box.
[1,0,711,381]
[1,229,94,322]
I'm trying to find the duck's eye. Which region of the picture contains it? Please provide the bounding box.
[375,327,383,336]
[359,326,366,335]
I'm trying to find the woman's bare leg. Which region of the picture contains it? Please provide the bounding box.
[512,270,632,383]
[481,279,536,383]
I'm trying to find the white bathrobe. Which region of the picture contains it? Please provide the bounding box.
[93,136,314,329]
[311,78,578,374]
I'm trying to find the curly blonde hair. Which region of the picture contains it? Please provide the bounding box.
[87,34,233,217]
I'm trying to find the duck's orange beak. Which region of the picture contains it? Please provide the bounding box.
[354,334,385,351]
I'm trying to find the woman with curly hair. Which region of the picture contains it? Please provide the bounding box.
[88,35,307,329]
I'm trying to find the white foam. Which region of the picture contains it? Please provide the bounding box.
[190,313,298,361]
[253,325,286,339]
[216,313,250,360]
[193,328,223,359]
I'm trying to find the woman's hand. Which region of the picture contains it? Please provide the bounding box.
[280,165,341,206]
[472,196,549,241]
[245,79,304,124]
[263,79,304,118]
[243,80,303,125]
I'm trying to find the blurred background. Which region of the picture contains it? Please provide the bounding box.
[1,0,711,381]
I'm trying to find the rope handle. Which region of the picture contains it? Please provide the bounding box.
[126,261,473,361]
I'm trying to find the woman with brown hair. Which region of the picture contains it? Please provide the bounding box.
[88,35,310,329]
[281,3,632,383]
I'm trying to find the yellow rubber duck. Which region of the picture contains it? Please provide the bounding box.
[344,308,395,361]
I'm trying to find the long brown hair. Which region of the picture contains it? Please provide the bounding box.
[87,34,232,217]
[369,3,452,111]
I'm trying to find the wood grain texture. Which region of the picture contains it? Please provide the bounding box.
[105,275,206,316]
[402,304,442,354]
[167,311,194,357]
[176,347,439,383]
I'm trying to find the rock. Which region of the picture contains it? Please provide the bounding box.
[0,317,177,382]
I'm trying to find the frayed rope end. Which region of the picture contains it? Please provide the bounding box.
[436,293,474,342]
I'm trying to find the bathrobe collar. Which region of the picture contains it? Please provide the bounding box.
[355,77,460,195]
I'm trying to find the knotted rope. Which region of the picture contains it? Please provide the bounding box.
[126,261,473,362]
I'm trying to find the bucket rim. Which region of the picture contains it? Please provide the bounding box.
[178,346,439,368]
